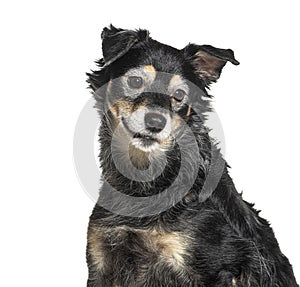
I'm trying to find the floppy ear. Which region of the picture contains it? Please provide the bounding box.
[183,44,239,84]
[101,24,149,67]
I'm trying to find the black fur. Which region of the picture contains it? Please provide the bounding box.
[86,25,298,286]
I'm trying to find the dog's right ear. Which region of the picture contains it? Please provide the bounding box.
[183,44,239,85]
[101,25,149,67]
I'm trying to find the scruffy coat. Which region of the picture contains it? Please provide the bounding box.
[86,25,298,287]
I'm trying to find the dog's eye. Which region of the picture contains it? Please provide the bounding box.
[128,76,144,89]
[172,89,186,102]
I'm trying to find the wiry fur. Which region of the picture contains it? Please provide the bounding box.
[86,25,298,286]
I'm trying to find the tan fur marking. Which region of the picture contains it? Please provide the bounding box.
[159,137,174,151]
[186,104,191,117]
[128,144,150,170]
[155,232,190,268]
[131,99,149,112]
[169,74,181,86]
[110,100,132,120]
[232,277,237,286]
[115,100,132,113]
[143,65,156,73]
[87,226,105,271]
[168,74,189,94]
[141,230,191,269]
[106,79,133,120]
[88,226,190,273]
[109,104,119,119]
[172,114,182,130]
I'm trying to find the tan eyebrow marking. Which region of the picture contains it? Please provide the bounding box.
[168,74,189,95]
[143,65,156,73]
[169,75,181,86]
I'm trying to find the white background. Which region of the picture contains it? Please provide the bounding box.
[0,0,299,286]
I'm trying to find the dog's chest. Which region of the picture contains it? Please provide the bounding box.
[88,225,192,280]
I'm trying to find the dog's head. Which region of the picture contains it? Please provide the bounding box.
[88,25,239,155]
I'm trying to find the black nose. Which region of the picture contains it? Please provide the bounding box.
[144,112,167,133]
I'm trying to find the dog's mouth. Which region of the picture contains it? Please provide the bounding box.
[121,117,161,150]
[133,133,158,145]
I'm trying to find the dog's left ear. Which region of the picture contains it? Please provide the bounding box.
[183,44,239,84]
[101,24,149,67]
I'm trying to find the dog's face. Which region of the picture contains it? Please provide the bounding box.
[89,25,239,154]
[108,65,190,153]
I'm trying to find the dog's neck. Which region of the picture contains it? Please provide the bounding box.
[100,135,181,197]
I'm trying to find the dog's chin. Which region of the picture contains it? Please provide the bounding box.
[130,137,160,152]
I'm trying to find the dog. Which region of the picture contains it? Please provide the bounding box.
[86,25,298,286]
